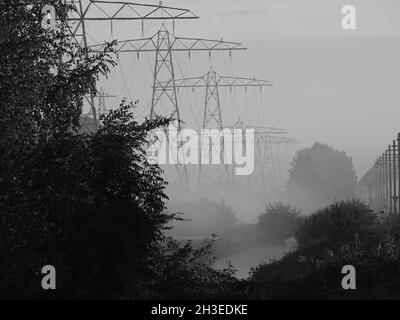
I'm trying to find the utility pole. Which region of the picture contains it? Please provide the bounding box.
[383,152,387,213]
[379,155,385,211]
[373,161,378,210]
[398,132,400,215]
[389,146,393,214]
[368,168,373,208]
[393,140,397,215]
[385,150,389,214]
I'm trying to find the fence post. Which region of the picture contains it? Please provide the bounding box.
[393,140,397,215]
[379,156,385,211]
[398,133,400,215]
[385,151,389,214]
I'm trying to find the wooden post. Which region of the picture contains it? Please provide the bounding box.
[379,156,385,211]
[389,146,393,214]
[398,133,400,215]
[393,140,397,215]
[375,161,379,210]
[385,151,389,213]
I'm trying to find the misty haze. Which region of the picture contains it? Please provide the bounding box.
[1,0,400,303]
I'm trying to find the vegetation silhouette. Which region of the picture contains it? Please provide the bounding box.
[287,142,358,211]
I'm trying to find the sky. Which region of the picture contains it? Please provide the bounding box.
[82,0,400,178]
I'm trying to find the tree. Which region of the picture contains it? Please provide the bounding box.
[0,0,114,203]
[286,142,357,212]
[0,1,237,299]
[0,1,174,298]
[0,101,177,298]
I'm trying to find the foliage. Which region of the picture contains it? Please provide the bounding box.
[0,0,115,210]
[257,202,301,243]
[247,228,400,299]
[150,238,238,300]
[295,200,378,249]
[0,1,239,299]
[246,200,400,299]
[0,102,175,299]
[287,142,357,211]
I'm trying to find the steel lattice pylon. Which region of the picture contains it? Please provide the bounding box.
[90,27,246,185]
[226,120,299,191]
[151,28,180,124]
[203,69,223,129]
[97,87,116,117]
[159,68,274,185]
[162,68,273,129]
[63,0,198,131]
[90,27,246,127]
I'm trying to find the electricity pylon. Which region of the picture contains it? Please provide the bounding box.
[64,0,198,131]
[97,87,116,117]
[91,27,246,127]
[251,131,300,190]
[163,68,273,129]
[90,26,246,185]
[226,120,299,190]
[159,68,273,184]
[79,88,115,133]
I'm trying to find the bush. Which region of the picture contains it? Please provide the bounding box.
[256,202,301,243]
[295,200,378,249]
[150,238,238,299]
[248,228,400,299]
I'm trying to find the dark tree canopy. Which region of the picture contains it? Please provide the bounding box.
[286,142,358,212]
[0,1,237,299]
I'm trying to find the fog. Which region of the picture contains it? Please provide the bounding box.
[83,0,400,278]
[87,0,400,177]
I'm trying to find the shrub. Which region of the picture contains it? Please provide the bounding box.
[151,238,238,299]
[295,199,378,249]
[257,202,302,243]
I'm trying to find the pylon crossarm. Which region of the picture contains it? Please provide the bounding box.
[157,73,271,91]
[227,121,285,133]
[67,0,198,21]
[156,75,272,89]
[88,29,246,53]
[88,37,156,53]
[154,76,207,88]
[261,137,300,144]
[172,37,246,51]
[217,76,273,87]
[246,125,286,132]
